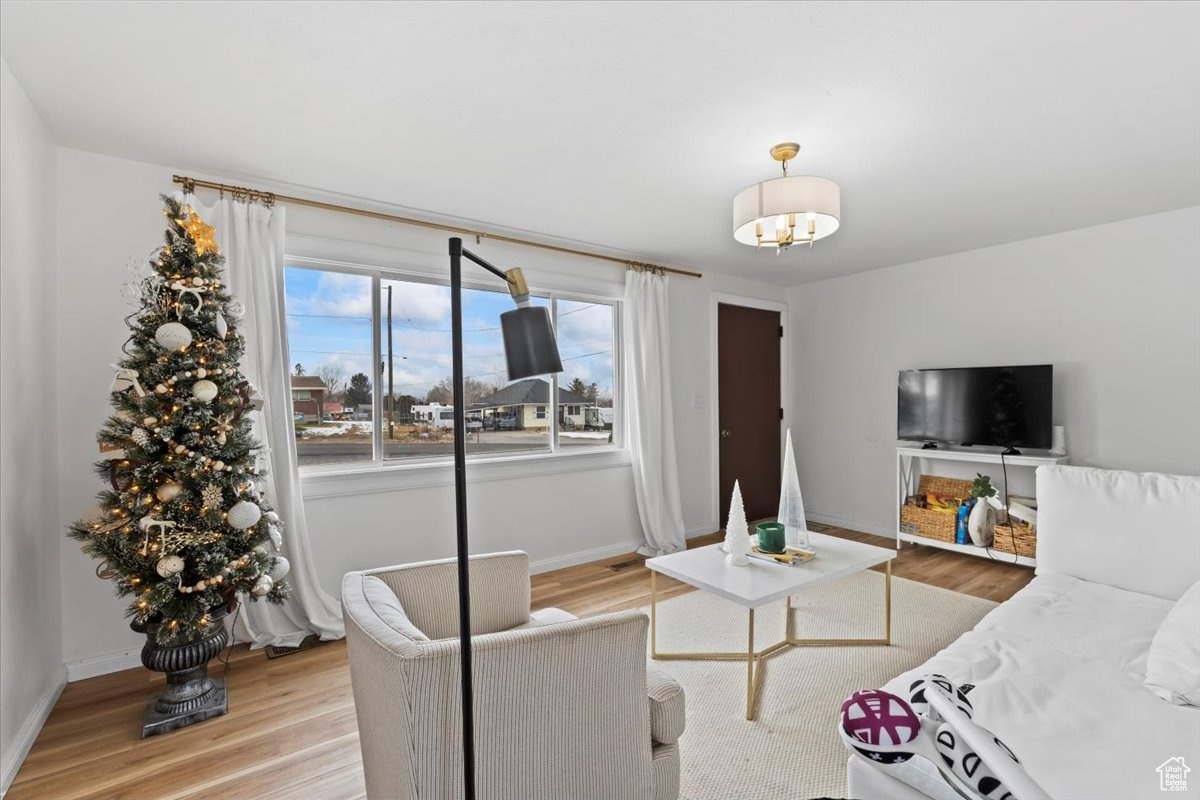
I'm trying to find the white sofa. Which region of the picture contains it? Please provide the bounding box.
[342,551,685,800]
[848,465,1200,800]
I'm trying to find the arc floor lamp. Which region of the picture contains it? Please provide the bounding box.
[447,237,563,799]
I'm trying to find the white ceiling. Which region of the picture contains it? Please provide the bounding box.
[2,1,1198,285]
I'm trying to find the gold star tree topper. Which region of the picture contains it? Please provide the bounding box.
[175,208,219,256]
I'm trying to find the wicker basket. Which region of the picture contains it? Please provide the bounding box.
[900,475,973,544]
[992,519,1037,558]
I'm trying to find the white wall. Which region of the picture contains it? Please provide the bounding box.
[53,147,784,675]
[786,206,1200,536]
[0,57,64,793]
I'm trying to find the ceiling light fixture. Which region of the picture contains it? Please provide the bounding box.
[732,142,841,253]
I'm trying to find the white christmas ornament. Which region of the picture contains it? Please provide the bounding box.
[215,312,228,339]
[265,510,280,524]
[225,300,246,321]
[154,322,193,351]
[251,575,274,596]
[227,500,262,530]
[191,379,218,403]
[268,556,290,581]
[724,480,751,567]
[156,554,185,578]
[778,429,812,552]
[156,480,183,502]
[267,526,283,550]
[109,365,146,397]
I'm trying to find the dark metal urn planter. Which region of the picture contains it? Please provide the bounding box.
[134,606,229,738]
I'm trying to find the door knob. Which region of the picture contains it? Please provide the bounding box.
[721,429,732,439]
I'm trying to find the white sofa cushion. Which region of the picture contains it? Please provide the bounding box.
[360,575,430,642]
[882,574,1199,800]
[1035,466,1200,601]
[974,573,1171,676]
[1145,579,1200,706]
[509,607,577,630]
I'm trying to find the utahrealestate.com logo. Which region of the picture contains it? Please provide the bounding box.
[1158,757,1190,792]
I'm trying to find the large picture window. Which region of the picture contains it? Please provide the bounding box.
[284,264,618,469]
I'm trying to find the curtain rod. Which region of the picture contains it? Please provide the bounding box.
[171,175,702,279]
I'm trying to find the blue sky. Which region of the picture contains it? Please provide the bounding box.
[284,266,614,402]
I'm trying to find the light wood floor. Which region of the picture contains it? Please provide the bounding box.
[8,528,1032,800]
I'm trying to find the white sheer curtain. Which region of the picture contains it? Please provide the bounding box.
[622,267,687,556]
[192,192,344,647]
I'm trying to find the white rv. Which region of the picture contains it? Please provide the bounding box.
[411,403,456,429]
[585,406,615,431]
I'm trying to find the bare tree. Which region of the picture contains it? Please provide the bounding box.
[316,363,347,399]
[425,376,503,406]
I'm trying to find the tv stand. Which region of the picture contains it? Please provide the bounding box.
[895,443,1070,568]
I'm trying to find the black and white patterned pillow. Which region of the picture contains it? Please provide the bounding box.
[908,673,974,721]
[934,722,1023,800]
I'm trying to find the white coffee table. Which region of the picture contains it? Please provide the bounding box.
[646,532,896,720]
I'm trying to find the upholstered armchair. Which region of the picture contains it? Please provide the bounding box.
[342,551,685,800]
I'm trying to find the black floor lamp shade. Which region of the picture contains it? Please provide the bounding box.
[500,306,564,380]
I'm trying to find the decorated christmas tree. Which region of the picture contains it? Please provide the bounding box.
[69,196,289,645]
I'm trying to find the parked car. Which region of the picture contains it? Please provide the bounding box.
[294,412,306,422]
[496,414,518,431]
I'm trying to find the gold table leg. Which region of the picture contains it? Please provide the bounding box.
[648,562,895,721]
[746,608,756,720]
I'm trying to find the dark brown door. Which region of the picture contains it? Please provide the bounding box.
[718,303,782,525]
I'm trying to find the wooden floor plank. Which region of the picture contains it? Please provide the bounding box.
[8,526,1031,798]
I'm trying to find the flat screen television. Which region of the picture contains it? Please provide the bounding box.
[897,365,1053,450]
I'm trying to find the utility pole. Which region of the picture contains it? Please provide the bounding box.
[387,285,394,441]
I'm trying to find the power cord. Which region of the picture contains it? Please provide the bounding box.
[218,602,243,673]
[984,451,1020,565]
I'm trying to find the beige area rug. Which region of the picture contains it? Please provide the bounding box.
[643,570,996,800]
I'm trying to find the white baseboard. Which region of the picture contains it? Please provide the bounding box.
[529,539,645,575]
[806,510,895,540]
[65,647,142,682]
[1,664,67,798]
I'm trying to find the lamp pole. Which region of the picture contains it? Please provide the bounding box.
[448,237,477,800]
[446,237,562,799]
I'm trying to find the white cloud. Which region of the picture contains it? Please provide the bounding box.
[383,280,451,324]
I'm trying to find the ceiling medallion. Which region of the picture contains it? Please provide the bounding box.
[732,142,841,253]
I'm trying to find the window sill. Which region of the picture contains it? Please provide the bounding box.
[300,447,632,500]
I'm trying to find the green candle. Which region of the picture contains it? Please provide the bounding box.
[756,522,786,554]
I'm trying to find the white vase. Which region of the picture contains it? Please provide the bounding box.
[778,429,811,551]
[967,499,996,547]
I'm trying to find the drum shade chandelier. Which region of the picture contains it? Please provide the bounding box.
[732,142,841,253]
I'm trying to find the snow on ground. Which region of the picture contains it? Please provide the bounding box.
[560,431,610,440]
[299,421,373,437]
